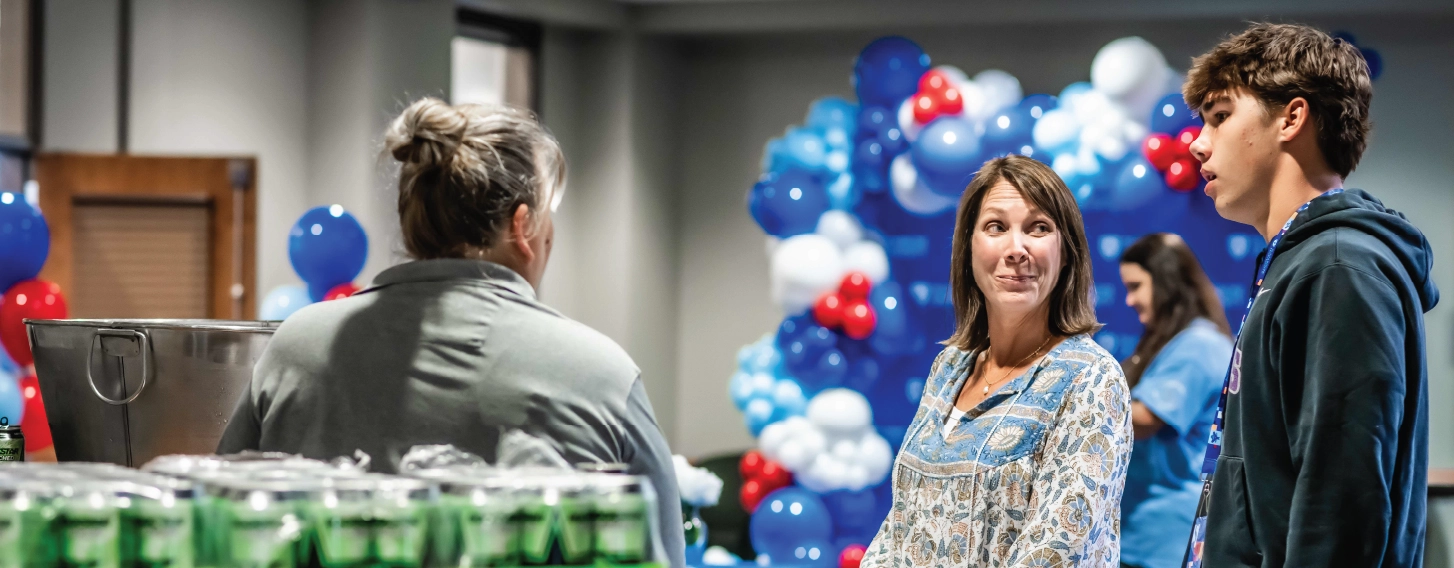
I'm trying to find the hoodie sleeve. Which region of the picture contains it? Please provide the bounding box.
[1280,263,1406,567]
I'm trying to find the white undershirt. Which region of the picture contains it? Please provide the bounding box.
[943,407,967,438]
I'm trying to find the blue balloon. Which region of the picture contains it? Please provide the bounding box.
[981,107,1038,158]
[289,206,367,301]
[1149,93,1202,135]
[0,371,22,427]
[0,193,49,293]
[853,37,930,108]
[868,282,923,356]
[802,348,848,392]
[1361,48,1383,80]
[910,116,983,193]
[854,139,887,169]
[783,322,839,377]
[744,398,776,436]
[1058,81,1094,103]
[775,314,811,352]
[0,347,16,379]
[807,97,858,132]
[749,487,834,561]
[729,371,755,409]
[260,284,314,321]
[857,106,896,138]
[1017,94,1058,120]
[748,169,831,238]
[821,489,881,542]
[875,127,907,156]
[784,538,836,568]
[1111,156,1170,211]
[764,127,830,174]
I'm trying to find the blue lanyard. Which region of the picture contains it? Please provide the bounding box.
[1183,188,1342,568]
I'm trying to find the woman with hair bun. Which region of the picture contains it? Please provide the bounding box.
[219,98,685,567]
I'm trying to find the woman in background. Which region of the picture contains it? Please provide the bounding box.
[1116,233,1233,568]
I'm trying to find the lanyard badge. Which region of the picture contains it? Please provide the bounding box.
[1181,189,1342,568]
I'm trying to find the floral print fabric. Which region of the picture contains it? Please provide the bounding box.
[861,334,1133,568]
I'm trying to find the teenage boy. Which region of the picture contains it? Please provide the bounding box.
[1181,23,1438,567]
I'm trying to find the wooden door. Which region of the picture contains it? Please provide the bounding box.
[33,154,257,319]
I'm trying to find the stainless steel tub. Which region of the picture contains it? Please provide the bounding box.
[25,319,279,466]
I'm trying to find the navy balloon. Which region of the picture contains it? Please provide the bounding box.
[749,487,834,561]
[876,127,907,156]
[748,169,830,237]
[806,348,849,391]
[857,106,896,138]
[290,205,368,301]
[854,37,930,108]
[1149,93,1202,135]
[821,489,881,543]
[0,193,49,293]
[1017,94,1058,120]
[855,139,887,169]
[1110,156,1170,211]
[1361,48,1383,80]
[868,281,922,356]
[981,108,1037,158]
[910,116,982,193]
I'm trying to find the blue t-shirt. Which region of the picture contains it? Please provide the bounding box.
[1120,318,1233,568]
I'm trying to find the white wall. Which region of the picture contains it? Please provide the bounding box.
[41,0,118,152]
[667,15,1454,460]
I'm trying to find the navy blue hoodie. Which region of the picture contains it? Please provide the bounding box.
[1201,189,1439,567]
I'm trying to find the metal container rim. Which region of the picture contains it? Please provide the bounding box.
[23,318,281,332]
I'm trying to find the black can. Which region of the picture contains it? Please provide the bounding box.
[0,417,23,461]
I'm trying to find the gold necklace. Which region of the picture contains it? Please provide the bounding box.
[980,335,1053,395]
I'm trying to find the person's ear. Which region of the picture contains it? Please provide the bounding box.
[1278,97,1313,144]
[510,203,536,264]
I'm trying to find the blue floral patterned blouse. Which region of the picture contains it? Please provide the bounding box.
[861,334,1133,567]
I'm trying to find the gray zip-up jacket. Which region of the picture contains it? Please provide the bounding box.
[218,259,685,567]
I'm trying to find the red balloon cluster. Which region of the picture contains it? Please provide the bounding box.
[813,272,877,340]
[839,544,868,568]
[0,280,68,367]
[739,449,793,512]
[18,374,51,452]
[323,283,360,301]
[1141,126,1203,192]
[910,69,964,124]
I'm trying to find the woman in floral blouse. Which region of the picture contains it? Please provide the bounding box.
[861,155,1133,567]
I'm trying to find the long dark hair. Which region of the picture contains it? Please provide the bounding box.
[1119,233,1231,386]
[945,155,1100,353]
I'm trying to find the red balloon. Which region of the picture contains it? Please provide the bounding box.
[1142,133,1176,172]
[323,283,360,301]
[0,280,68,367]
[740,479,766,512]
[1166,158,1202,191]
[18,375,50,452]
[839,272,872,302]
[911,93,942,124]
[842,301,877,340]
[937,87,964,116]
[840,544,868,568]
[917,69,955,96]
[813,292,845,329]
[758,459,793,490]
[1174,126,1202,160]
[740,449,766,481]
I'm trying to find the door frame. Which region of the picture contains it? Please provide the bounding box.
[33,153,257,319]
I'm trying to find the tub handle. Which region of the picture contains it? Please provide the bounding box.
[87,329,150,406]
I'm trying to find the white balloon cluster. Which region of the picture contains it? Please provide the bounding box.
[1035,37,1180,184]
[769,211,890,314]
[673,454,725,507]
[758,389,894,493]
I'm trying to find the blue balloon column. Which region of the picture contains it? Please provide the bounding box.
[731,35,1262,564]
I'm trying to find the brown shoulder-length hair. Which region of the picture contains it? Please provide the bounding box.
[1118,233,1231,387]
[944,155,1100,353]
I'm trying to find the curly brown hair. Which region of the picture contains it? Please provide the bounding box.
[1182,23,1373,178]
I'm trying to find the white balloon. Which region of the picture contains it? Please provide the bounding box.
[897,98,921,141]
[831,439,858,462]
[1051,153,1079,180]
[974,69,1023,114]
[1070,90,1117,126]
[815,211,863,250]
[1122,120,1149,144]
[931,65,970,86]
[807,388,873,433]
[842,241,890,285]
[765,236,780,258]
[1032,108,1081,152]
[759,421,792,456]
[1091,37,1169,98]
[844,464,872,491]
[1083,124,1129,161]
[777,426,827,472]
[859,433,894,483]
[772,380,806,409]
[956,80,992,122]
[890,155,958,216]
[800,454,848,493]
[770,235,844,315]
[1075,146,1103,177]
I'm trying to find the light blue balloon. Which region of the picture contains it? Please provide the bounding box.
[827,172,859,211]
[766,128,829,174]
[0,348,16,379]
[0,371,22,427]
[806,97,859,133]
[259,284,313,321]
[1058,81,1094,103]
[771,379,808,421]
[729,371,755,410]
[736,345,755,372]
[744,398,776,436]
